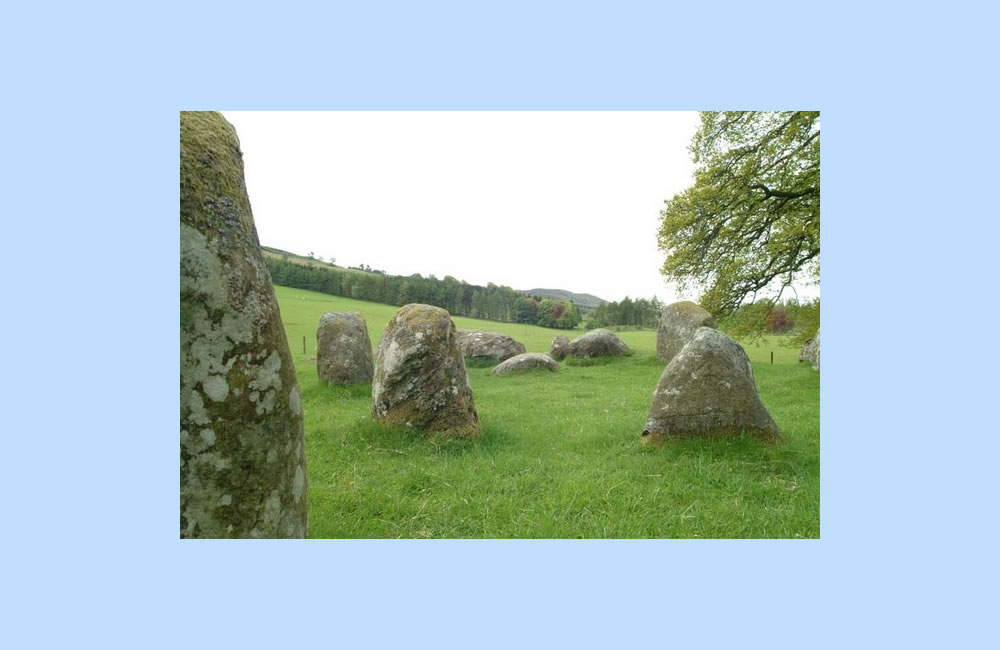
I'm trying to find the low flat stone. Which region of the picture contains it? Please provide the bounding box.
[492,352,560,375]
[569,328,629,358]
[642,327,782,443]
[456,329,526,362]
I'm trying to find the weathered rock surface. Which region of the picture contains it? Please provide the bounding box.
[492,352,560,375]
[569,328,629,358]
[642,328,782,443]
[372,304,479,438]
[550,335,570,361]
[656,301,715,363]
[317,311,374,384]
[799,328,820,371]
[457,329,526,362]
[180,111,307,538]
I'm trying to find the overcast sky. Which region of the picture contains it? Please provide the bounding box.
[222,111,817,304]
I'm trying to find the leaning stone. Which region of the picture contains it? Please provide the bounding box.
[799,328,820,371]
[316,311,374,384]
[492,352,560,375]
[642,327,782,443]
[372,304,479,438]
[180,111,307,538]
[569,328,629,358]
[457,329,526,362]
[550,335,570,360]
[656,301,715,363]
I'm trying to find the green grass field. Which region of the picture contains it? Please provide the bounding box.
[273,284,820,538]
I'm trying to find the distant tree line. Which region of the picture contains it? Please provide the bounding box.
[587,296,664,329]
[265,257,582,329]
[720,297,820,343]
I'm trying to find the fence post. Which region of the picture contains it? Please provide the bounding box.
[770,351,773,364]
[303,336,306,354]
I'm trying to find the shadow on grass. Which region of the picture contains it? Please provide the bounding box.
[302,381,371,401]
[564,354,632,367]
[464,358,501,369]
[347,418,511,458]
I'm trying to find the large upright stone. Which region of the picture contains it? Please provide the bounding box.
[569,328,629,358]
[317,311,374,384]
[799,328,820,371]
[180,111,307,538]
[642,328,782,443]
[657,301,715,363]
[456,329,526,362]
[550,335,570,361]
[372,304,479,438]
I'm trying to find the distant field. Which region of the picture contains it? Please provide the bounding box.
[273,284,820,538]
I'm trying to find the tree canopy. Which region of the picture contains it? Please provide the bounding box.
[658,111,820,318]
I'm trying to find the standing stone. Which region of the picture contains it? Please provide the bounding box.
[372,304,479,438]
[656,301,715,363]
[550,335,570,361]
[180,111,307,538]
[456,329,526,362]
[316,311,374,384]
[569,328,629,358]
[642,328,782,443]
[492,352,560,375]
[799,328,820,371]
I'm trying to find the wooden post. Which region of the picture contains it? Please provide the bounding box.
[303,336,306,354]
[770,351,773,364]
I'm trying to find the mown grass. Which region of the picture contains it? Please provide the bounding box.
[274,285,820,538]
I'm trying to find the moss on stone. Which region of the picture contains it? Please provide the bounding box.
[180,111,308,538]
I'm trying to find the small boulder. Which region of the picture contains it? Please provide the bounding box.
[642,328,782,443]
[372,304,479,438]
[799,328,820,371]
[550,335,570,360]
[492,352,560,375]
[569,328,629,358]
[657,301,715,363]
[316,311,374,385]
[457,329,526,362]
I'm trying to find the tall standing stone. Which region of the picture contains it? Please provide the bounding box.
[642,328,782,443]
[180,111,308,538]
[317,311,374,384]
[656,301,715,363]
[799,327,820,371]
[372,304,479,438]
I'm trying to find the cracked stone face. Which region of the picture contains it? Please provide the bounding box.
[642,327,782,443]
[656,301,715,363]
[371,304,479,438]
[180,111,308,538]
[316,311,374,385]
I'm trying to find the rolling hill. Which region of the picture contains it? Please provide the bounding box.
[521,288,607,309]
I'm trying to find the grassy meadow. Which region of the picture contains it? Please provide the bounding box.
[273,285,820,538]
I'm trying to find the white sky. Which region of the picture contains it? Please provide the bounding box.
[222,111,818,304]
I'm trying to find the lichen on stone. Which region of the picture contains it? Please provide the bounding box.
[180,111,308,538]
